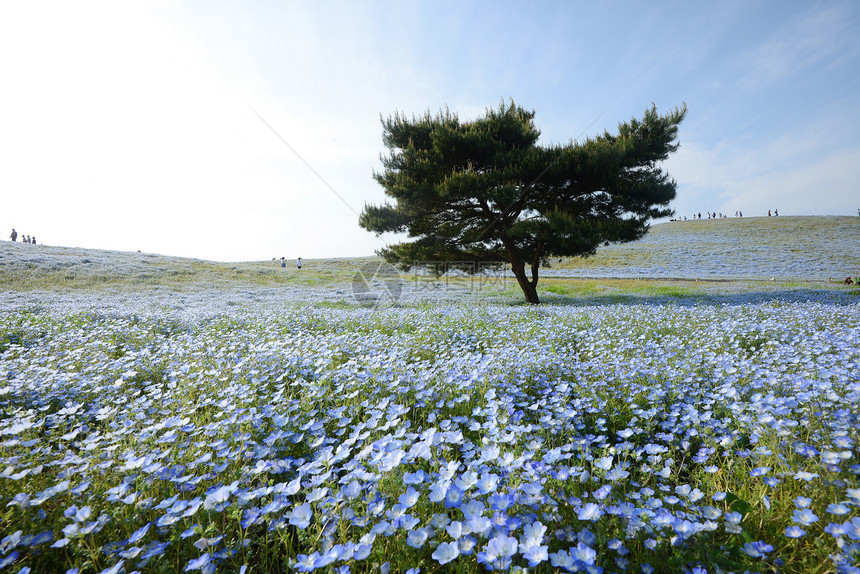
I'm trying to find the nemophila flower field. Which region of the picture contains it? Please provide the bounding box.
[1,291,859,574]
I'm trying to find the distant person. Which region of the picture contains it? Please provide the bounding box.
[32,236,36,245]
[698,212,701,219]
[739,211,743,217]
[297,257,302,269]
[9,229,17,242]
[735,211,738,217]
[768,210,771,216]
[281,256,286,268]
[774,208,778,216]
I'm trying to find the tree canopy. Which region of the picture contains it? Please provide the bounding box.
[359,101,686,304]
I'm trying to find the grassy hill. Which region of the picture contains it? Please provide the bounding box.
[551,215,859,281]
[1,216,857,293]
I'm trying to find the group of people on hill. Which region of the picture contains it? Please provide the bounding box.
[8,229,36,244]
[279,256,302,269]
[670,209,781,222]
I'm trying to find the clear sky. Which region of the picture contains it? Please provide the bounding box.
[2,1,858,262]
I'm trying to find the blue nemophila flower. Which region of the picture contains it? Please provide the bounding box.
[517,543,547,567]
[488,492,514,511]
[571,541,597,565]
[478,534,518,570]
[294,552,320,572]
[446,520,463,539]
[742,540,774,558]
[467,515,492,537]
[794,470,819,482]
[724,511,743,534]
[824,522,847,537]
[203,484,235,510]
[306,487,328,503]
[185,554,211,571]
[118,546,143,559]
[794,496,812,509]
[0,551,19,569]
[549,549,574,571]
[750,467,770,477]
[98,561,125,574]
[593,484,612,500]
[785,525,806,538]
[402,470,426,485]
[342,480,362,499]
[406,528,429,548]
[428,480,449,503]
[826,503,850,515]
[476,472,499,494]
[398,487,420,508]
[290,502,313,529]
[432,541,460,565]
[577,503,603,521]
[444,485,465,509]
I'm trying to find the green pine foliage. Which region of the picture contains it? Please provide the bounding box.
[360,100,687,303]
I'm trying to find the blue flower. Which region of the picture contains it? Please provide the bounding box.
[398,487,420,508]
[432,541,460,565]
[826,503,850,515]
[185,554,211,571]
[577,503,603,521]
[742,541,773,558]
[406,528,428,548]
[749,467,769,477]
[290,502,312,529]
[793,470,819,482]
[792,508,818,526]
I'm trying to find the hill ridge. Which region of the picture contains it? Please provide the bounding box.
[1,215,857,288]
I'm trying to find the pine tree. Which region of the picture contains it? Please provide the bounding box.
[360,100,686,304]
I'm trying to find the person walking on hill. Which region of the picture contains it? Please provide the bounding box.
[297,257,302,269]
[9,229,17,242]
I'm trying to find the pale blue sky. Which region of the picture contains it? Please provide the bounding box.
[2,1,858,261]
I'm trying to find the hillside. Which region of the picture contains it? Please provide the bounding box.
[550,215,859,281]
[1,216,857,294]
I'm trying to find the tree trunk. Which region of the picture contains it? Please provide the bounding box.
[502,235,542,304]
[510,258,540,304]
